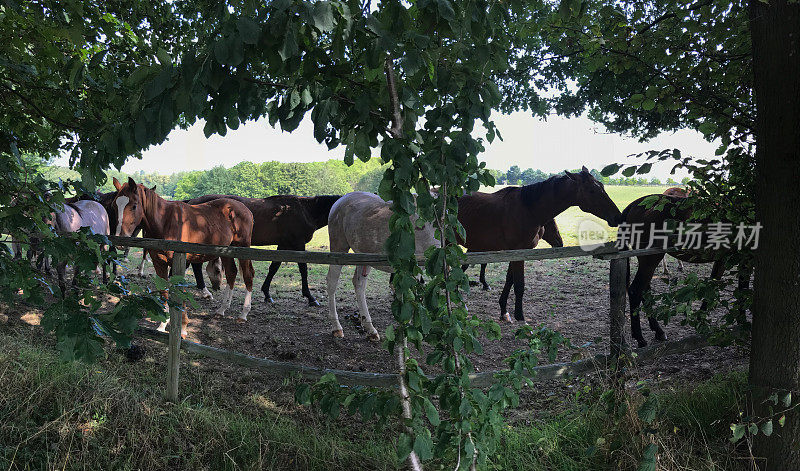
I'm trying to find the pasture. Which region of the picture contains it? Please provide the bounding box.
[0,184,749,470]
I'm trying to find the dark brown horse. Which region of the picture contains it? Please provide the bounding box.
[458,167,621,322]
[111,177,255,338]
[621,194,745,348]
[464,218,563,291]
[660,187,690,274]
[184,194,341,306]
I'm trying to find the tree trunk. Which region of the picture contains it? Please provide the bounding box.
[748,0,800,468]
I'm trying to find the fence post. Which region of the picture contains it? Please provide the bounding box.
[167,251,187,402]
[609,257,628,358]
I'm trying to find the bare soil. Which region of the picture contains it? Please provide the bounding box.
[112,251,748,386]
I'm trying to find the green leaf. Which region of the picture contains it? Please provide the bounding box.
[237,17,261,45]
[423,398,440,426]
[601,163,622,176]
[730,423,746,442]
[622,166,637,177]
[642,99,656,111]
[762,420,773,437]
[397,433,412,461]
[413,431,434,460]
[312,2,336,32]
[636,163,653,174]
[279,24,299,60]
[783,392,792,408]
[637,444,658,471]
[638,395,658,424]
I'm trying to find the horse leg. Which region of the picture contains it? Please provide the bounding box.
[700,259,726,312]
[661,258,670,276]
[236,259,255,322]
[463,263,479,287]
[510,260,526,322]
[480,263,490,290]
[677,260,685,272]
[56,261,68,296]
[137,250,148,277]
[498,264,514,322]
[628,254,665,348]
[353,265,379,341]
[260,260,282,304]
[326,264,344,337]
[215,257,237,318]
[206,258,222,290]
[191,262,212,299]
[153,259,170,333]
[299,262,319,307]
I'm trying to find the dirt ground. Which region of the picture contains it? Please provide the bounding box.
[103,249,748,386]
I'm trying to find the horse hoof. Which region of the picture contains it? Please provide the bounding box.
[468,280,480,287]
[264,295,275,304]
[501,312,512,323]
[655,333,667,342]
[200,288,214,300]
[367,333,380,342]
[308,299,320,307]
[332,329,344,338]
[235,318,246,324]
[636,339,648,348]
[482,285,491,291]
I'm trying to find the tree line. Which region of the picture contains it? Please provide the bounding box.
[40,160,688,201]
[491,165,689,186]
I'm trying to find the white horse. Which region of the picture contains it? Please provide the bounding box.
[51,200,111,294]
[326,192,438,341]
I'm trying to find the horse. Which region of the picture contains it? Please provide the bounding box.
[620,193,749,348]
[184,194,342,306]
[110,177,255,338]
[458,167,622,322]
[49,200,111,295]
[326,192,437,341]
[463,218,563,291]
[70,189,217,296]
[659,187,690,275]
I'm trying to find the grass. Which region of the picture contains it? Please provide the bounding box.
[0,327,746,470]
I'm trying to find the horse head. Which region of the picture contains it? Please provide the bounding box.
[111,176,147,237]
[566,166,622,227]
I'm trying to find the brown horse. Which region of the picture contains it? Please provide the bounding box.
[71,189,223,294]
[458,167,621,322]
[464,218,563,291]
[184,194,341,306]
[111,178,255,338]
[621,193,735,348]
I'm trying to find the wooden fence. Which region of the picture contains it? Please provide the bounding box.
[107,235,703,401]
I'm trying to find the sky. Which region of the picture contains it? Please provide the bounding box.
[104,112,716,180]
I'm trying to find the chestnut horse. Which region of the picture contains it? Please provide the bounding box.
[464,218,563,291]
[110,177,255,338]
[458,167,622,322]
[326,192,437,341]
[184,194,341,306]
[620,193,748,348]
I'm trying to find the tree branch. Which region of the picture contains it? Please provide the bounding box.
[396,339,424,471]
[384,55,404,139]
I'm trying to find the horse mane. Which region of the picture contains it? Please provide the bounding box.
[519,175,568,207]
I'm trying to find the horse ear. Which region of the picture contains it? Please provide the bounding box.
[127,176,137,188]
[565,170,578,181]
[150,185,157,191]
[113,177,122,191]
[581,165,589,173]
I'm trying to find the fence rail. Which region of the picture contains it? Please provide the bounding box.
[106,235,711,399]
[109,235,643,265]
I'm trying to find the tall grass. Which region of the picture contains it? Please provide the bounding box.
[0,328,746,470]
